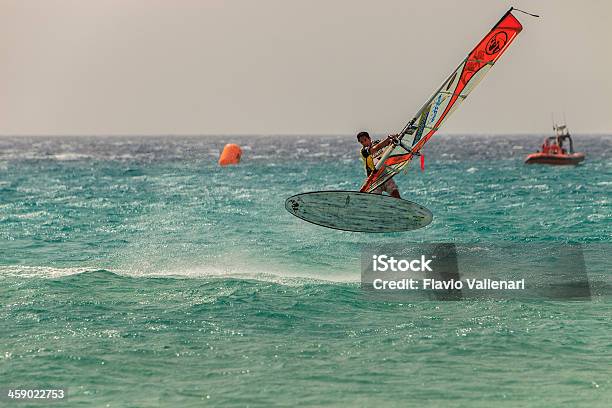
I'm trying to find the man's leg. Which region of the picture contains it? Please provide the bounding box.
[385,179,401,199]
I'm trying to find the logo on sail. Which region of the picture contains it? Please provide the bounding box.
[486,31,508,55]
[428,94,444,125]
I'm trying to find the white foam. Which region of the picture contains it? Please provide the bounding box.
[0,263,359,285]
[0,265,103,278]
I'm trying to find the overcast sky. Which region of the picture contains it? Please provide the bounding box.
[1,0,611,136]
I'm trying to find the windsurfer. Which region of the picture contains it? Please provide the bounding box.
[357,131,401,198]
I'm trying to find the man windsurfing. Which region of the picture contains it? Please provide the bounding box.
[357,131,401,198]
[285,8,531,232]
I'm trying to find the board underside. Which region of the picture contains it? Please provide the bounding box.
[285,191,433,232]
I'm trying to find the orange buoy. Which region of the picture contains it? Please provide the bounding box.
[218,144,242,166]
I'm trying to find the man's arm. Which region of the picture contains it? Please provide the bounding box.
[370,135,398,155]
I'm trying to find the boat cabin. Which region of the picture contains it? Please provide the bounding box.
[539,124,574,155]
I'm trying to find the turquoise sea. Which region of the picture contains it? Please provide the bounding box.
[1,135,611,407]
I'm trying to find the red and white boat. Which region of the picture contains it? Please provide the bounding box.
[525,124,585,165]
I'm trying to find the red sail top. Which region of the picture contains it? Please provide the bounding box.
[462,11,523,86]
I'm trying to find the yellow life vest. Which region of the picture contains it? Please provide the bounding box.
[360,140,380,176]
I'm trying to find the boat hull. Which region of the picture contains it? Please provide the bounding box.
[524,152,585,165]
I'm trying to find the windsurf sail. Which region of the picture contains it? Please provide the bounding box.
[361,8,524,193]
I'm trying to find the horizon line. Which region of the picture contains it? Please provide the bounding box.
[0,132,611,138]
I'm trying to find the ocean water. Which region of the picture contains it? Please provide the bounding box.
[0,135,611,407]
